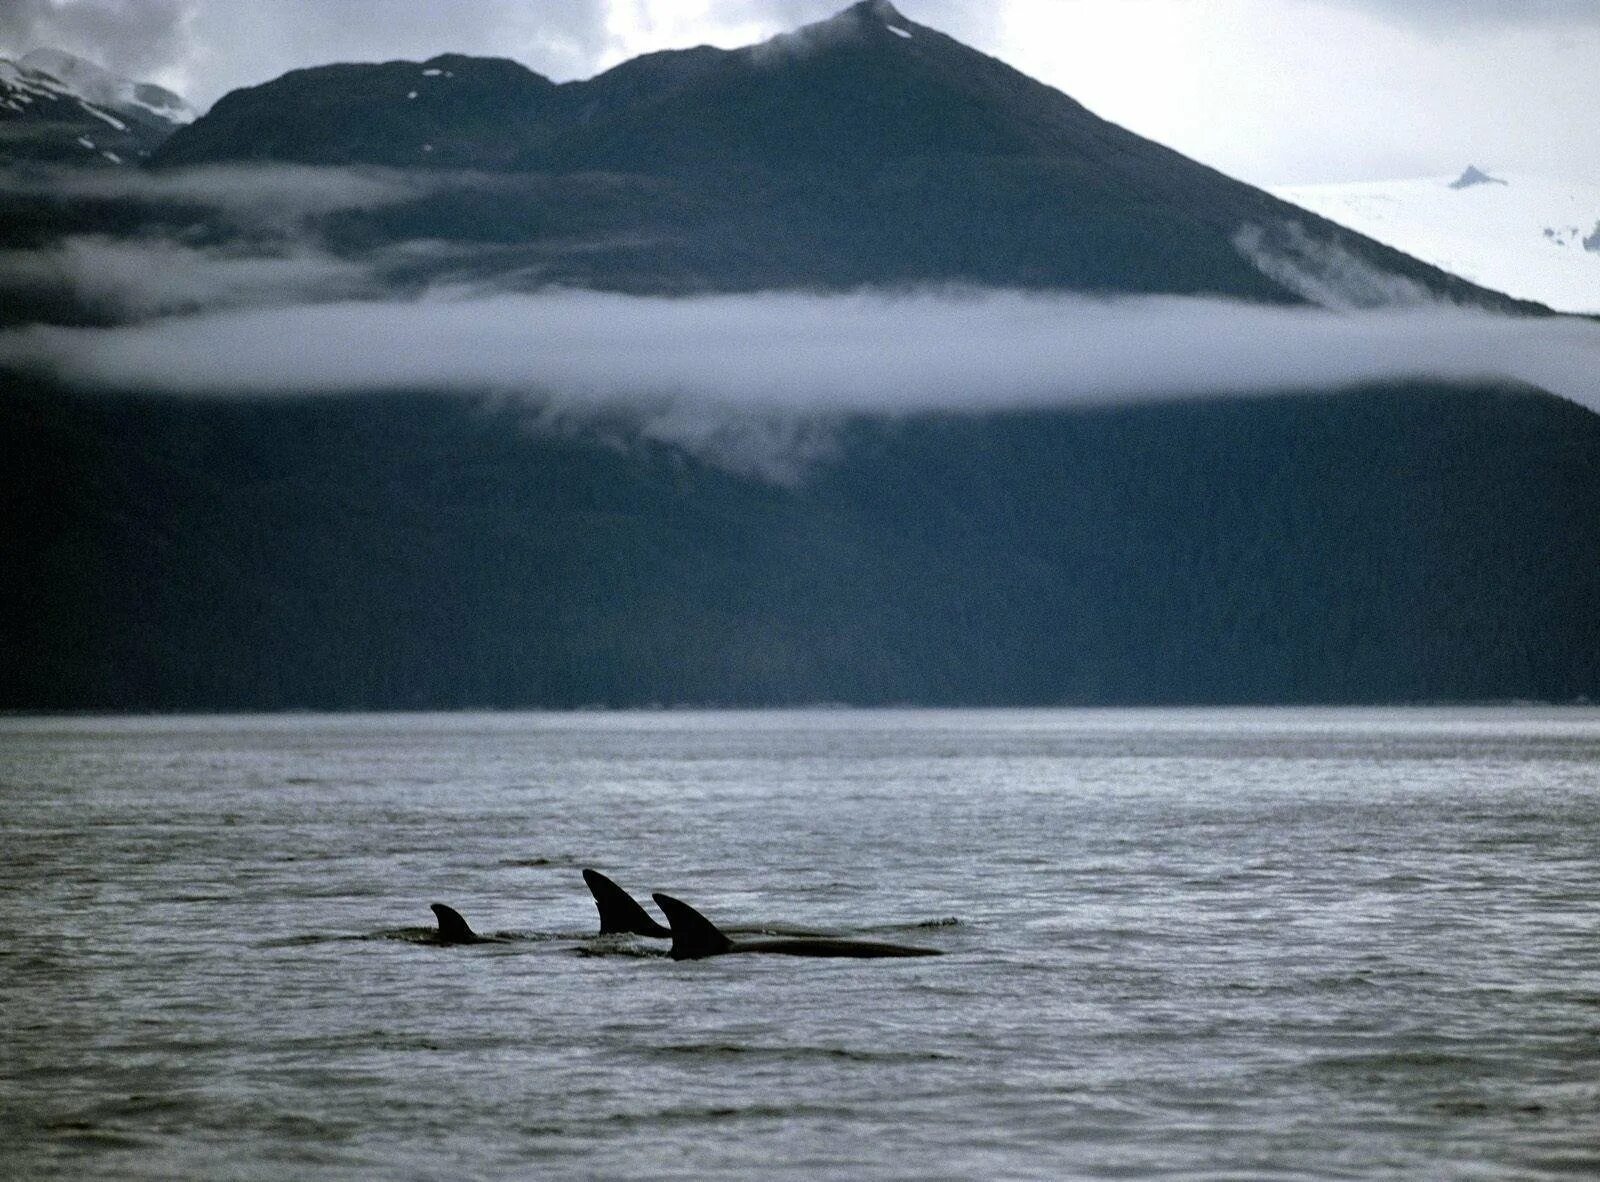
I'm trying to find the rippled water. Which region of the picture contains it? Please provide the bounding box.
[2,708,1598,1179]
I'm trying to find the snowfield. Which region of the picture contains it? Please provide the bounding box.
[1273,169,1600,314]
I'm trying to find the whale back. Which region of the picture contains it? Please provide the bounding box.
[652,892,735,960]
[429,902,478,944]
[583,868,671,937]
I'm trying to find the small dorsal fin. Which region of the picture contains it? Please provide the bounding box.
[652,892,735,960]
[582,868,671,937]
[429,902,478,944]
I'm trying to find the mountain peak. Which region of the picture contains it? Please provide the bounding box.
[1450,164,1508,190]
[0,45,193,165]
[797,0,917,41]
[18,46,194,123]
[848,0,908,21]
[20,46,109,83]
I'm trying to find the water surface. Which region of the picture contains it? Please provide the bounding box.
[2,708,1597,1178]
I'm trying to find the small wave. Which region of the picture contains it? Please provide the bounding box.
[359,927,438,945]
[260,932,372,948]
[1433,1096,1551,1119]
[573,942,668,959]
[725,923,835,938]
[497,855,584,869]
[44,1122,151,1152]
[268,1030,507,1054]
[859,916,962,934]
[648,1042,956,1064]
[591,1100,864,1129]
[1520,1153,1600,1176]
[1310,1050,1492,1078]
[1304,971,1382,991]
[356,927,550,946]
[283,927,656,949]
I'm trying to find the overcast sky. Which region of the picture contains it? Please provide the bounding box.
[1,0,1596,186]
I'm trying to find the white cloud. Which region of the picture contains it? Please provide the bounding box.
[1325,0,1600,29]
[0,161,426,229]
[0,235,376,319]
[3,285,1594,408]
[0,0,194,90]
[1232,223,1437,311]
[985,0,1600,186]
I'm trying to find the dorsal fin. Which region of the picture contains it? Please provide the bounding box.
[582,863,668,940]
[429,902,478,943]
[652,892,735,960]
[582,868,670,937]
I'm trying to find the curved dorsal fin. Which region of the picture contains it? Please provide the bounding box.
[429,902,478,943]
[582,868,671,937]
[652,892,735,960]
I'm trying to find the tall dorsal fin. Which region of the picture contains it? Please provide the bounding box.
[429,902,478,944]
[582,868,671,937]
[652,892,735,960]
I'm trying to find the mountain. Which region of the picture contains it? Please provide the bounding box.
[0,48,193,165]
[1275,167,1600,314]
[3,3,1597,711]
[5,378,1597,710]
[150,2,1540,308]
[149,52,554,170]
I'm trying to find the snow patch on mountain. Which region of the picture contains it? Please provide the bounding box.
[19,48,194,124]
[78,100,128,131]
[1274,171,1600,314]
[0,48,195,166]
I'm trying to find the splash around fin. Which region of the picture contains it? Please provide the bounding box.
[652,892,942,961]
[582,868,673,938]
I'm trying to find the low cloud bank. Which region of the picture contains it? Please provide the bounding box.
[0,161,427,230]
[3,288,1595,410]
[0,235,377,318]
[4,287,1596,479]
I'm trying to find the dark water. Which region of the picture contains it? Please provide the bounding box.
[2,708,1597,1180]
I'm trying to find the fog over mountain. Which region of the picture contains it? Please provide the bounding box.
[4,290,1597,473]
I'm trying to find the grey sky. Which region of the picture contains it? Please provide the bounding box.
[0,0,1596,185]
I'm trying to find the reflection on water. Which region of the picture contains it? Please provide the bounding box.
[2,708,1598,1179]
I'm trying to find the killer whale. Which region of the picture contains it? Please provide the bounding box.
[581,868,839,940]
[652,892,943,961]
[427,902,499,945]
[583,868,672,937]
[427,872,923,952]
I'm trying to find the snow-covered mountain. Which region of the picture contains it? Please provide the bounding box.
[1274,167,1600,314]
[0,48,194,166]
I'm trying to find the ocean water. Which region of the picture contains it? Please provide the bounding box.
[2,707,1597,1180]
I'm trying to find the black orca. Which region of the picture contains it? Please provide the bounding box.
[580,868,838,940]
[428,902,498,945]
[652,892,943,961]
[582,869,672,938]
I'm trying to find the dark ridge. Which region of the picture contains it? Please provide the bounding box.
[3,375,1596,710]
[153,55,560,169]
